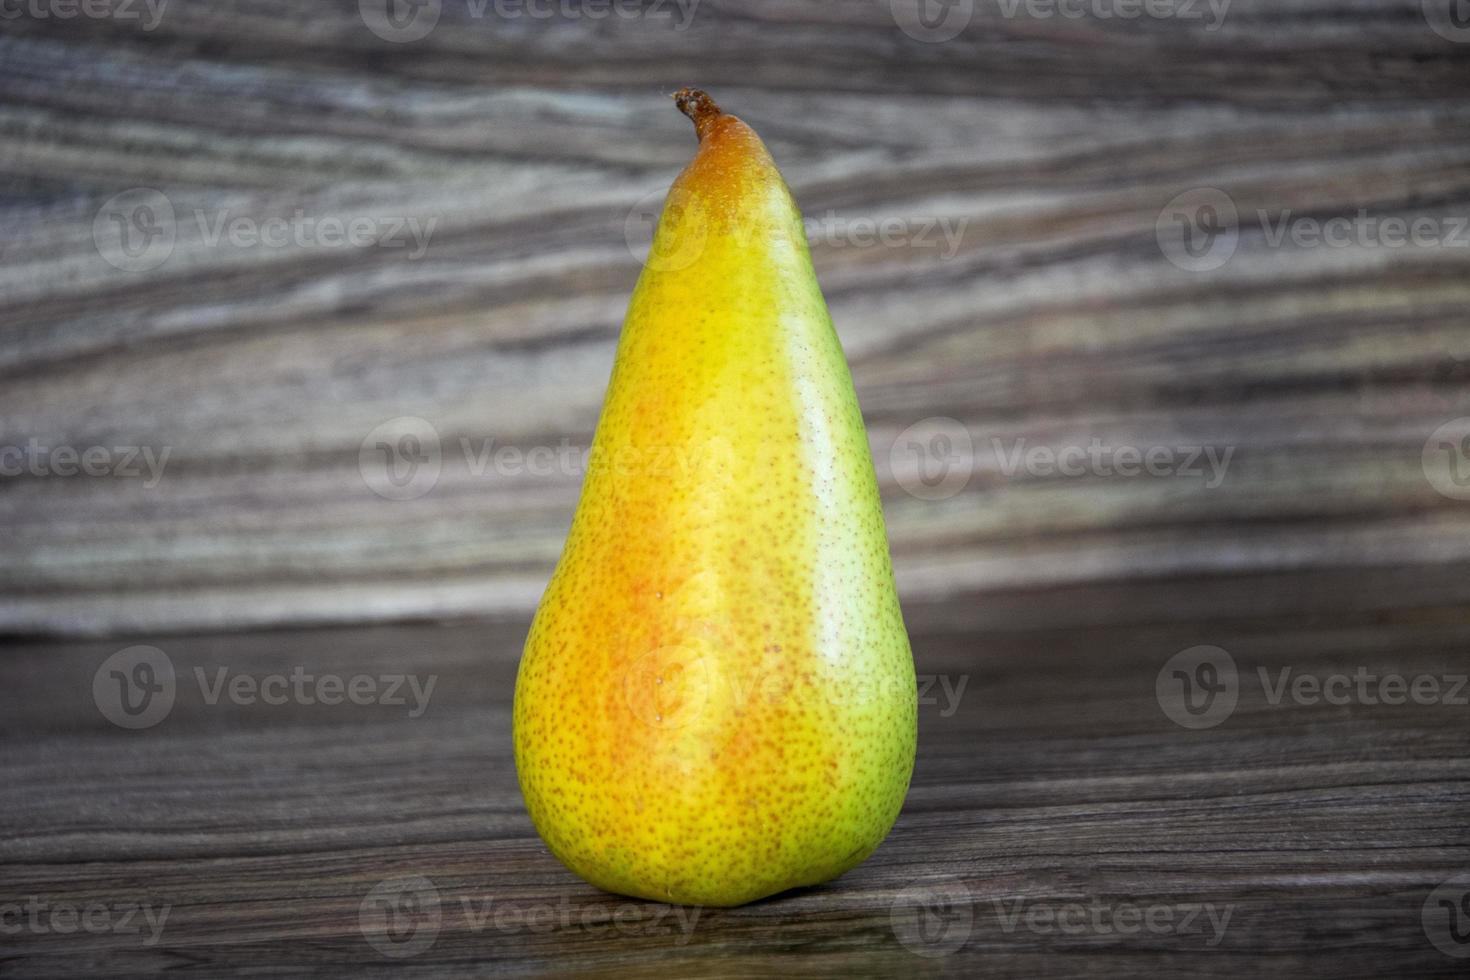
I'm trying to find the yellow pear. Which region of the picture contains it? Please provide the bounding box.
[513,88,917,907]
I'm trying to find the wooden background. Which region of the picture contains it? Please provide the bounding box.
[4,1,1470,976]
[4,0,1470,637]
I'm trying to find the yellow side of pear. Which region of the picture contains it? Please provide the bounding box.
[513,90,917,907]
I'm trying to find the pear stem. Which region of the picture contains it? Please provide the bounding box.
[672,87,723,141]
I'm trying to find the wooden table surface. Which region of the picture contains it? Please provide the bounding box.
[4,581,1470,977]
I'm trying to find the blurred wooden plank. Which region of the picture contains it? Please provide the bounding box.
[3,4,1470,636]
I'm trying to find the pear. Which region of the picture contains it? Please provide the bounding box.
[513,89,916,907]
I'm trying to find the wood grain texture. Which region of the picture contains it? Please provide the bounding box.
[3,604,1469,976]
[4,2,1470,636]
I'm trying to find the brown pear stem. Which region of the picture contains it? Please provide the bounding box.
[673,87,723,141]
